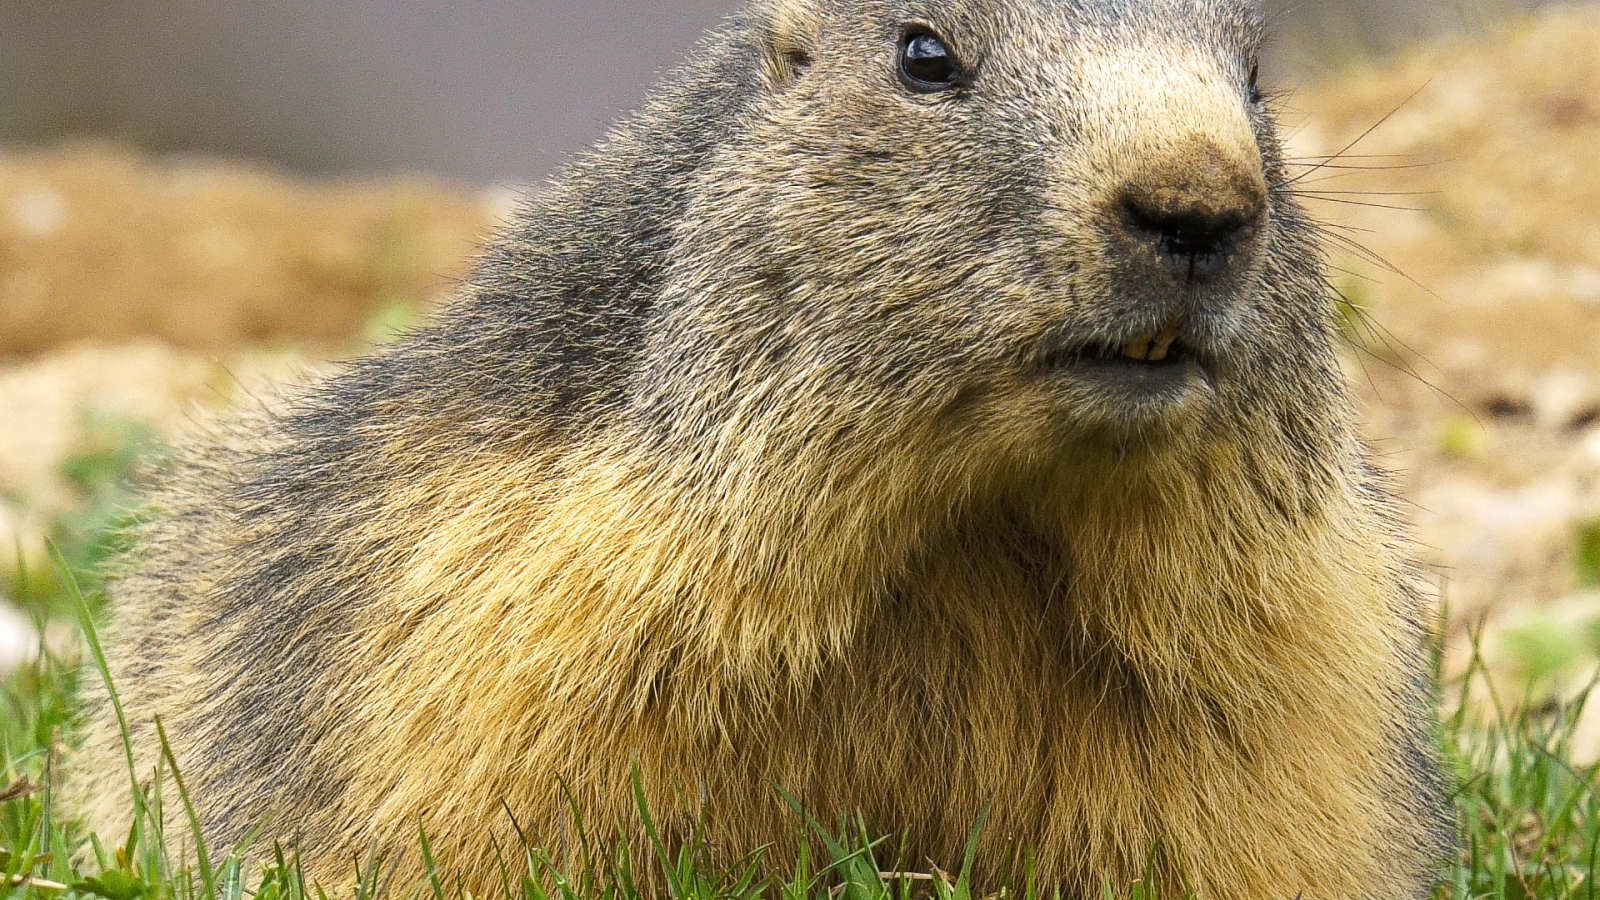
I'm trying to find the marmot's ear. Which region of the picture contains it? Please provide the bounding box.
[760,0,818,89]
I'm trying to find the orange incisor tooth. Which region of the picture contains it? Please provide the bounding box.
[1122,337,1151,360]
[1147,319,1182,362]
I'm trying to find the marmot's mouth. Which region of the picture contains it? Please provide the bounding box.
[1120,318,1183,362]
[1039,318,1197,371]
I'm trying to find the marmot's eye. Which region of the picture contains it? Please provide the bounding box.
[1247,62,1262,104]
[899,31,960,91]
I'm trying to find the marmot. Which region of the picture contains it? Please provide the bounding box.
[74,0,1455,896]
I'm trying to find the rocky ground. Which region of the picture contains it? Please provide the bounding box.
[2,7,1598,710]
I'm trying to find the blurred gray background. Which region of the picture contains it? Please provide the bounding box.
[0,0,1573,184]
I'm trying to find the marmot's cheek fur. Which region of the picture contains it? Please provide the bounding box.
[71,0,1455,897]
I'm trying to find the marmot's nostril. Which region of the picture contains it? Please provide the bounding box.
[1121,197,1256,282]
[1115,140,1268,284]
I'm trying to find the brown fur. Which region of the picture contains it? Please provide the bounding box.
[73,0,1453,896]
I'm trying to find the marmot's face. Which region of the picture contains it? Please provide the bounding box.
[648,0,1338,480]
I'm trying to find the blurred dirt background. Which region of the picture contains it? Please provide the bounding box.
[1,4,1599,727]
[1281,4,1600,682]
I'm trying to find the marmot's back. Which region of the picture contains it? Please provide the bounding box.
[73,0,1453,896]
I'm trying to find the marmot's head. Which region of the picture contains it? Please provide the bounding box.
[625,0,1336,503]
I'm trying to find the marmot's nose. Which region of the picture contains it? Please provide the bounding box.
[1114,139,1267,285]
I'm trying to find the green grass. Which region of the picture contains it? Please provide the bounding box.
[1443,638,1600,900]
[5,424,1600,900]
[5,409,158,622]
[1578,520,1600,590]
